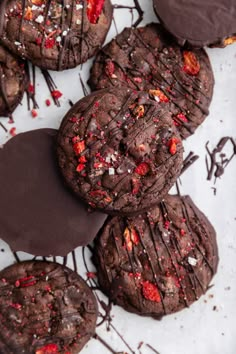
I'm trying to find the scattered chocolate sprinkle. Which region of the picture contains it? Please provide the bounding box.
[0,121,7,132]
[180,151,199,176]
[146,343,161,354]
[113,0,144,27]
[79,73,89,96]
[205,137,236,182]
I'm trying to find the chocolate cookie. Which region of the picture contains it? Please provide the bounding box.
[88,24,214,139]
[0,0,113,71]
[57,88,183,216]
[0,261,97,353]
[0,45,27,117]
[92,195,218,318]
[0,129,106,256]
[153,0,236,47]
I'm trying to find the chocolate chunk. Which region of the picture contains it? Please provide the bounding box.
[92,195,219,318]
[0,261,97,353]
[88,24,214,139]
[0,129,106,256]
[57,88,183,216]
[0,0,113,71]
[153,0,236,47]
[0,45,27,117]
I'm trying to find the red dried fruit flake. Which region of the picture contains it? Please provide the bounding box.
[131,178,141,195]
[31,109,38,118]
[168,137,180,155]
[45,99,51,106]
[79,156,87,164]
[134,162,150,176]
[45,37,56,49]
[10,303,22,310]
[180,228,186,236]
[183,51,200,76]
[105,60,115,77]
[87,0,105,24]
[164,220,170,229]
[32,0,45,5]
[15,276,37,288]
[36,343,59,354]
[24,7,33,21]
[76,163,85,173]
[73,140,86,155]
[28,83,35,94]
[123,226,139,251]
[51,90,63,99]
[149,89,169,103]
[174,112,188,126]
[141,281,161,303]
[87,272,97,279]
[9,127,16,137]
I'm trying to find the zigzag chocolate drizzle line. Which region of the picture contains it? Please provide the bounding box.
[181,198,215,275]
[126,220,167,315]
[163,200,205,298]
[131,29,209,113]
[159,201,190,307]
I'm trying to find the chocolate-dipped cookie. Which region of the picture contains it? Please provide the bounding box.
[0,45,27,117]
[93,195,218,318]
[88,24,214,139]
[57,88,183,216]
[0,129,106,256]
[0,0,113,71]
[0,261,97,353]
[153,0,236,47]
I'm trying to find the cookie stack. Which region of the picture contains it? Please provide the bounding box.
[0,0,231,352]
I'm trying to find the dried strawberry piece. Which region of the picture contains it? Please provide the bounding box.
[133,105,145,118]
[168,137,180,155]
[73,140,86,155]
[174,112,188,126]
[134,162,150,176]
[9,127,16,137]
[87,0,105,24]
[130,228,139,245]
[79,156,87,164]
[76,163,85,173]
[24,7,33,21]
[51,90,62,99]
[31,0,45,5]
[36,343,59,354]
[45,37,56,49]
[15,276,37,288]
[149,89,169,103]
[141,281,161,303]
[87,272,97,279]
[131,178,141,195]
[105,60,115,77]
[123,226,139,251]
[31,109,38,118]
[183,51,200,76]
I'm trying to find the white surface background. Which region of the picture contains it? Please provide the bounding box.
[0,1,236,353]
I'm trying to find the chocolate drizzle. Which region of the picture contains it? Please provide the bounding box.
[113,0,144,27]
[205,137,236,182]
[0,0,113,71]
[93,194,218,318]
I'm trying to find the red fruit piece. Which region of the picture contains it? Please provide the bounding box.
[141,281,161,303]
[87,272,97,279]
[131,178,141,195]
[149,89,169,103]
[31,109,38,118]
[134,162,150,176]
[36,343,59,354]
[15,276,37,288]
[45,99,51,106]
[44,37,56,49]
[51,90,63,99]
[73,140,86,155]
[183,51,200,76]
[105,60,115,77]
[9,127,16,137]
[87,0,105,24]
[123,226,139,251]
[76,163,85,173]
[168,137,180,155]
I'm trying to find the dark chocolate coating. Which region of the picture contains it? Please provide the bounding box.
[0,261,97,353]
[57,88,183,216]
[93,195,218,318]
[0,129,106,256]
[0,45,27,117]
[88,24,214,139]
[153,0,236,47]
[0,0,113,71]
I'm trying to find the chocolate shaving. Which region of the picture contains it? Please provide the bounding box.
[41,69,61,107]
[181,151,199,176]
[79,73,89,96]
[113,0,144,27]
[25,62,39,110]
[0,121,7,132]
[146,343,161,354]
[205,137,236,182]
